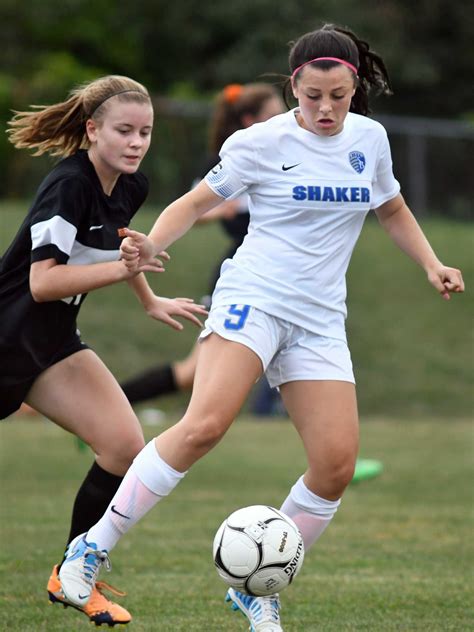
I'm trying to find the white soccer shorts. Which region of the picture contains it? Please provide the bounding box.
[199,304,355,387]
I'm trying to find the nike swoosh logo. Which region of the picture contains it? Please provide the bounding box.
[78,593,89,600]
[281,163,301,171]
[89,225,104,231]
[111,505,130,519]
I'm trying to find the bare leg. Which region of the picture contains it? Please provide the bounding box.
[156,333,264,471]
[172,340,200,391]
[279,380,358,550]
[280,380,358,499]
[26,349,145,547]
[26,349,144,475]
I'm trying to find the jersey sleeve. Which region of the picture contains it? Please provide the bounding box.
[30,176,90,264]
[204,128,259,200]
[371,129,401,209]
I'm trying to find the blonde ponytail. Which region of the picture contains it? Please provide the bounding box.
[7,75,151,157]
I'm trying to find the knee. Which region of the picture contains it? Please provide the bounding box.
[122,435,146,463]
[178,371,194,392]
[329,459,356,493]
[98,433,145,472]
[309,455,356,498]
[173,360,195,391]
[181,414,229,456]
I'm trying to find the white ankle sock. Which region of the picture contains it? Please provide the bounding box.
[280,476,341,551]
[87,440,186,552]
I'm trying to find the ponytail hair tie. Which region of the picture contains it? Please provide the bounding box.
[223,84,243,104]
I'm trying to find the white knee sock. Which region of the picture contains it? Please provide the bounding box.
[280,476,341,551]
[87,440,186,552]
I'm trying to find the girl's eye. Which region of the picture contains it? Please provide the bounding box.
[306,94,346,101]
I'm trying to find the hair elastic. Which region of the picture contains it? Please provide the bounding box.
[223,84,243,104]
[291,57,358,81]
[88,89,149,117]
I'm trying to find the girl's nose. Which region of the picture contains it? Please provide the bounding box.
[319,101,332,114]
[130,133,143,146]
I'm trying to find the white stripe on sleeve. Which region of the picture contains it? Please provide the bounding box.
[30,216,78,256]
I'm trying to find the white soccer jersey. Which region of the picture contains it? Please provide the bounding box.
[204,109,400,340]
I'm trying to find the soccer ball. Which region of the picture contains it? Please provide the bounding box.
[212,505,304,596]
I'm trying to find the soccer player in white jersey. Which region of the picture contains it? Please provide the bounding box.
[60,25,464,631]
[0,75,206,626]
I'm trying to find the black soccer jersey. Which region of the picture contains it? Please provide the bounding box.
[0,150,148,416]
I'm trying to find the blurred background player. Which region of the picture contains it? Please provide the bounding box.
[0,75,206,626]
[119,83,284,414]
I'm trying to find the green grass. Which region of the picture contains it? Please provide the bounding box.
[1,201,472,416]
[0,415,473,630]
[0,201,473,629]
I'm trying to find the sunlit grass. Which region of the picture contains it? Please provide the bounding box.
[0,416,472,630]
[1,203,472,416]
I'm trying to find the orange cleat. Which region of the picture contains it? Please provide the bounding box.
[47,564,132,626]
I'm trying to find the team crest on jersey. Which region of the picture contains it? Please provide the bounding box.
[349,151,366,174]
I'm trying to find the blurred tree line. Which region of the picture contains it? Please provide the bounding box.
[0,0,473,201]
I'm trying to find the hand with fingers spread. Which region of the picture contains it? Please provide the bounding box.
[143,296,208,331]
[426,264,465,301]
[118,228,164,273]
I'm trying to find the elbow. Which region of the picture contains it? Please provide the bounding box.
[30,286,49,303]
[29,279,52,303]
[29,259,61,302]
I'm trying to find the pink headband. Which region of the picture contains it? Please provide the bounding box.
[291,57,358,81]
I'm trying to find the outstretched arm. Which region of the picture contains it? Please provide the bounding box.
[120,180,224,271]
[375,194,464,300]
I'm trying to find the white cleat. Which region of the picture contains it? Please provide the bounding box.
[226,587,283,631]
[58,533,111,607]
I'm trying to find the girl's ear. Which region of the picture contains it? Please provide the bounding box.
[86,118,97,143]
[291,79,299,101]
[241,113,255,129]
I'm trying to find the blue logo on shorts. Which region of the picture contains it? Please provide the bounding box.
[349,151,366,174]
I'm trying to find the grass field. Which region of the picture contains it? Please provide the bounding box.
[0,415,473,631]
[0,202,472,417]
[0,202,473,629]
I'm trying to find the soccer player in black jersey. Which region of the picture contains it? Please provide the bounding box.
[0,75,206,626]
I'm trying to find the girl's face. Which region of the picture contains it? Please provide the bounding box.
[253,96,285,123]
[241,95,285,129]
[292,65,356,137]
[87,99,153,186]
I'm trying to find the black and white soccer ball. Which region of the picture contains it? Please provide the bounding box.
[212,505,304,596]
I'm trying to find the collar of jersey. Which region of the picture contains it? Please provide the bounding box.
[289,108,352,146]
